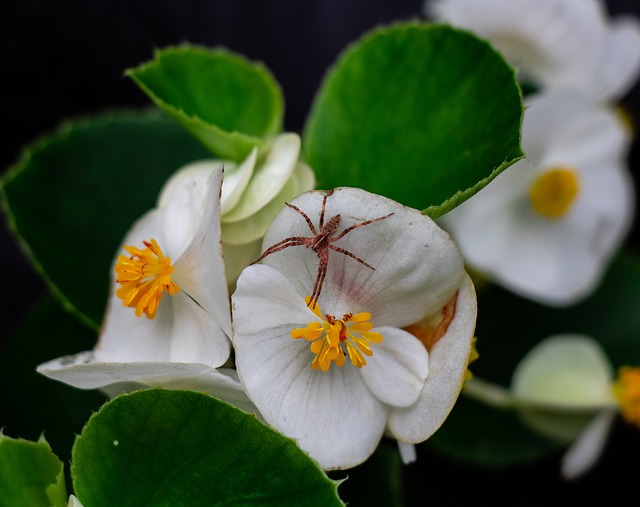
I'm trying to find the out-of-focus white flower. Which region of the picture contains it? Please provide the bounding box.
[163,132,315,286]
[464,334,640,479]
[425,0,640,102]
[232,187,477,470]
[439,90,634,306]
[37,167,253,410]
[68,495,84,507]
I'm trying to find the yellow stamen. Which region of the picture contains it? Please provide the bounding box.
[529,167,580,219]
[291,296,383,371]
[114,238,180,319]
[613,366,640,429]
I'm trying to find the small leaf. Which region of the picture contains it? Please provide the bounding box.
[1,110,210,326]
[0,433,67,507]
[127,44,284,160]
[303,22,523,217]
[72,389,344,507]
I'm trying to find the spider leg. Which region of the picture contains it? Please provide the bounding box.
[252,237,310,264]
[330,244,375,270]
[285,202,318,235]
[332,212,394,241]
[308,259,328,308]
[319,191,332,229]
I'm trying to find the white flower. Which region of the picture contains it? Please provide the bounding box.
[37,166,251,408]
[231,187,477,470]
[425,0,640,102]
[465,334,640,480]
[161,132,315,286]
[439,90,634,306]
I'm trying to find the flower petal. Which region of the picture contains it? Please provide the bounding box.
[233,265,388,469]
[36,352,256,413]
[222,133,300,223]
[426,0,607,90]
[172,167,233,343]
[358,326,429,408]
[511,334,616,409]
[595,16,640,101]
[560,408,616,480]
[258,187,465,328]
[387,274,477,443]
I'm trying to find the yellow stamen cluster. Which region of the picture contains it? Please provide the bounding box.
[114,238,180,319]
[613,366,640,428]
[290,297,383,371]
[529,167,580,219]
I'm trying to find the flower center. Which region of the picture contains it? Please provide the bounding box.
[613,366,640,429]
[114,238,180,319]
[529,167,579,219]
[290,297,383,371]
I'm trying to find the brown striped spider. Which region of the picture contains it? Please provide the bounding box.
[253,190,393,307]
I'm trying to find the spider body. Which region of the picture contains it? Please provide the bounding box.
[254,191,393,307]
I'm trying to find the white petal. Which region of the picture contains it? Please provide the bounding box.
[220,148,257,213]
[232,264,321,336]
[511,334,616,409]
[157,161,217,257]
[95,291,174,362]
[258,187,465,328]
[232,290,387,469]
[68,495,84,507]
[594,16,640,101]
[222,133,300,223]
[387,274,477,443]
[169,294,230,367]
[36,352,256,413]
[397,441,417,464]
[359,327,429,408]
[173,167,233,341]
[221,166,297,245]
[561,409,616,480]
[426,0,607,90]
[442,90,634,306]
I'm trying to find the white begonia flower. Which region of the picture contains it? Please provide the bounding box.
[464,334,640,480]
[160,132,315,287]
[37,166,253,410]
[425,0,640,102]
[68,496,84,507]
[232,187,477,470]
[439,90,634,306]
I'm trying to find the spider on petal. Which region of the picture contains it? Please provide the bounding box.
[252,189,393,307]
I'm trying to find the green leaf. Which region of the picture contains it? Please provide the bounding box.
[428,250,640,466]
[127,44,284,161]
[1,110,210,326]
[72,389,344,507]
[0,433,67,507]
[303,22,523,217]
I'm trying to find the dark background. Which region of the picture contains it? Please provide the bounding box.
[1,1,639,504]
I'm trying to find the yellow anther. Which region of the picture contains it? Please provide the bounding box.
[529,167,580,219]
[114,238,180,319]
[291,297,383,371]
[613,366,640,428]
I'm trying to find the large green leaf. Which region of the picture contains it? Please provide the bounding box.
[127,44,284,161]
[303,22,523,217]
[1,110,210,326]
[427,250,640,466]
[0,434,67,507]
[71,389,343,507]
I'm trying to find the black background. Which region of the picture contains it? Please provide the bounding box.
[2,1,640,504]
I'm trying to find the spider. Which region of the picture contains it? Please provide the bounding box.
[253,190,394,307]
